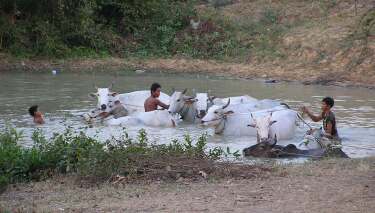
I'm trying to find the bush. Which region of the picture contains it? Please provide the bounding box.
[0,126,239,191]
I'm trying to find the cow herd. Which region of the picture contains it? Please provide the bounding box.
[81,85,347,158]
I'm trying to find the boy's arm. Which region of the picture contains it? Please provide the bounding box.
[302,107,323,122]
[157,100,169,109]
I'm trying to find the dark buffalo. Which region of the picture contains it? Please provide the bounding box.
[243,142,349,159]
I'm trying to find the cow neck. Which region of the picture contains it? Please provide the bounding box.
[179,102,196,122]
[215,115,228,134]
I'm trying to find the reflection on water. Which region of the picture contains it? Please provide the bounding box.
[0,71,375,159]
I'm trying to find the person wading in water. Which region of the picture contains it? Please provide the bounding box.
[301,97,339,142]
[144,83,169,112]
[28,105,45,124]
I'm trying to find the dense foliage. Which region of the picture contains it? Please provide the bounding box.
[0,0,193,57]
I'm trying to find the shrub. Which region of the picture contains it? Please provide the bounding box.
[0,126,240,191]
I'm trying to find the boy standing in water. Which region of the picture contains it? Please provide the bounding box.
[301,97,338,140]
[144,83,169,112]
[28,105,45,124]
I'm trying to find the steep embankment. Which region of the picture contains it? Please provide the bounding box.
[0,1,374,87]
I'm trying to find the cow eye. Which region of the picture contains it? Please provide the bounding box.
[214,111,218,114]
[177,99,180,102]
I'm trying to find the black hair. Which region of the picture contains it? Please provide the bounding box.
[28,105,38,117]
[322,97,334,108]
[150,83,161,93]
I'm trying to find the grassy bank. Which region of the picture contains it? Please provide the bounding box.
[1,126,268,193]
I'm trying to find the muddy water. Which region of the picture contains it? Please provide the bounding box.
[0,71,374,159]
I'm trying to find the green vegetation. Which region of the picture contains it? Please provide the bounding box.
[0,0,293,60]
[0,126,240,192]
[1,1,372,73]
[0,0,195,58]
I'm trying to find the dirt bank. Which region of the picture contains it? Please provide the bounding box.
[1,56,374,89]
[1,158,374,212]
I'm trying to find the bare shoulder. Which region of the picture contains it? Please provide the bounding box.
[144,96,152,103]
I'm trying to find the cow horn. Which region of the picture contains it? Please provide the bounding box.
[280,102,291,109]
[222,98,230,109]
[109,81,114,90]
[182,88,188,94]
[171,87,175,93]
[272,134,277,146]
[93,83,98,90]
[209,96,216,102]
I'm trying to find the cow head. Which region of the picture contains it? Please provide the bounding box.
[89,83,117,111]
[195,93,216,118]
[201,99,232,126]
[168,89,197,114]
[248,113,277,145]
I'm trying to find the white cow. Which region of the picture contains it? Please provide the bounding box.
[195,93,215,118]
[89,87,116,112]
[168,89,204,123]
[201,99,294,136]
[201,99,260,135]
[89,87,170,114]
[118,90,170,114]
[106,110,180,127]
[168,90,261,123]
[212,95,258,106]
[248,109,298,144]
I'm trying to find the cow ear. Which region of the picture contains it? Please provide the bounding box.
[185,98,198,104]
[209,96,216,101]
[191,98,198,102]
[110,92,118,97]
[270,120,277,126]
[247,123,256,128]
[224,110,234,115]
[89,93,97,99]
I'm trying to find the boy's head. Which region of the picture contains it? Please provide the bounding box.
[150,83,161,97]
[28,105,38,117]
[321,97,334,111]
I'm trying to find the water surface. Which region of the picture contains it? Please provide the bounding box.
[1,71,374,159]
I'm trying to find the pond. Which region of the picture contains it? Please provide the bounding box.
[1,70,374,159]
